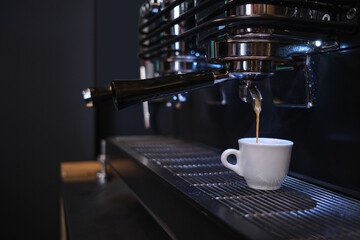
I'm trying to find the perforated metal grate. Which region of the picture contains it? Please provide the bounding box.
[120,137,360,240]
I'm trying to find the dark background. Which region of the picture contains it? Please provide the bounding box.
[3,0,360,238]
[1,0,144,238]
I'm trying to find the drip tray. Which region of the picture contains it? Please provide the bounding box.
[107,136,360,240]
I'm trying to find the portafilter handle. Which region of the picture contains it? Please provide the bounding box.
[82,69,229,110]
[82,86,113,108]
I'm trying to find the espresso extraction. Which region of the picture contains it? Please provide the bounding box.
[248,82,262,143]
[81,1,360,239]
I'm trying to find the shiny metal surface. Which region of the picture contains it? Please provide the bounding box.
[226,2,288,17]
[137,0,357,108]
[203,2,340,80]
[207,36,337,63]
[115,136,360,240]
[142,0,207,75]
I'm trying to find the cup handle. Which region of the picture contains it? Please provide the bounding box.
[221,149,243,176]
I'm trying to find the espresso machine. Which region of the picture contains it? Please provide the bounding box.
[83,1,360,239]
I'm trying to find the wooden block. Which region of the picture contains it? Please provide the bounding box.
[61,161,101,182]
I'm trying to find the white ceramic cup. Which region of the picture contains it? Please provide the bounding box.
[221,138,293,190]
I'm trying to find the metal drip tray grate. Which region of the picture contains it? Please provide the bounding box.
[117,137,360,240]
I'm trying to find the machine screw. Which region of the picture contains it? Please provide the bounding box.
[346,8,357,20]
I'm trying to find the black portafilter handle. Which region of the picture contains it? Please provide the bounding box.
[82,86,113,108]
[82,69,229,110]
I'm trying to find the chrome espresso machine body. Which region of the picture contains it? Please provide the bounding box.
[83,1,360,239]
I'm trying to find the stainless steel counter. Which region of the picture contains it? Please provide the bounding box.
[107,136,360,240]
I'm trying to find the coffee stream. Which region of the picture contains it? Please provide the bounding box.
[249,84,262,143]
